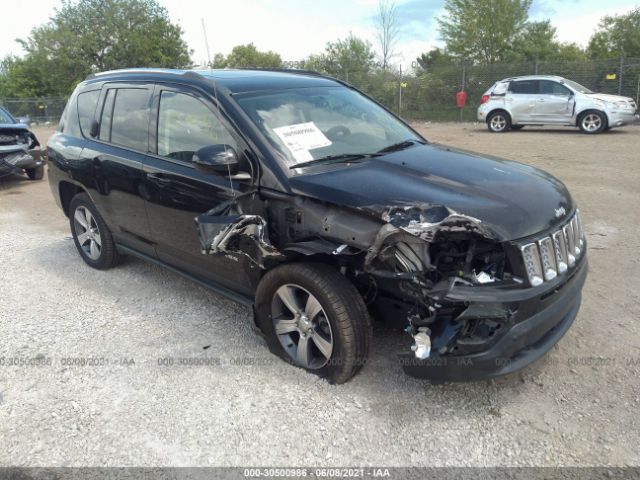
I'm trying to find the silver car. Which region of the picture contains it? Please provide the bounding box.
[477,75,638,134]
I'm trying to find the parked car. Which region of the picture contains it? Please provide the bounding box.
[48,69,587,383]
[478,75,638,133]
[0,106,45,180]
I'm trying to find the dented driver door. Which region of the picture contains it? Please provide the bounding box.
[142,83,257,295]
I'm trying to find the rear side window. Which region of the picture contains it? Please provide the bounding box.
[99,88,150,151]
[510,80,538,94]
[77,90,100,137]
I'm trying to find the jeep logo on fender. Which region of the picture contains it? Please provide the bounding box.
[555,207,566,218]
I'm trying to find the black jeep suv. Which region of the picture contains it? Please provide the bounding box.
[48,69,587,383]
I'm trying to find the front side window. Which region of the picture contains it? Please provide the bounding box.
[539,80,571,96]
[235,86,420,168]
[157,91,237,162]
[510,80,538,94]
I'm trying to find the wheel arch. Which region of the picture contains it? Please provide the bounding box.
[486,108,512,124]
[576,108,609,128]
[59,181,86,217]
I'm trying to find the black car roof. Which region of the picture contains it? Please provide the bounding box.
[85,68,342,94]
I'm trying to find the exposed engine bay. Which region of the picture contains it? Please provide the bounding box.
[196,192,520,362]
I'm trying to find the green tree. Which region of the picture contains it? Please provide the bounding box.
[214,44,282,68]
[513,20,557,61]
[305,34,376,78]
[587,7,640,58]
[1,0,191,97]
[415,48,456,70]
[437,0,532,64]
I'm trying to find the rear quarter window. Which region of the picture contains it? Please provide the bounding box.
[77,90,101,137]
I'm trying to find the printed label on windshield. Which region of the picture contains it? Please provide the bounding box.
[273,122,332,163]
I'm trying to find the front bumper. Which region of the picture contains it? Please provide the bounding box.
[606,109,638,128]
[0,148,44,176]
[399,257,588,382]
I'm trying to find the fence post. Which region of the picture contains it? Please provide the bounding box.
[398,64,403,116]
[618,56,624,95]
[459,64,466,122]
[534,58,539,75]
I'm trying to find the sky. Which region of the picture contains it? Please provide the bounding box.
[1,0,638,71]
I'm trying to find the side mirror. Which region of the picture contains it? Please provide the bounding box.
[90,120,99,138]
[192,144,239,176]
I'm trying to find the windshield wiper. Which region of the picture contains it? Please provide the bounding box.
[289,153,378,170]
[377,139,424,154]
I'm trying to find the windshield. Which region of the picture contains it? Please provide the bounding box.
[0,107,17,124]
[235,86,422,168]
[562,79,593,94]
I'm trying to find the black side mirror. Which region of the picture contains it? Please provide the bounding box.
[192,144,239,176]
[90,120,99,138]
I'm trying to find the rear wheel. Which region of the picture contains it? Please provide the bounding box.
[579,110,607,134]
[69,193,120,270]
[487,111,511,133]
[255,263,371,384]
[26,165,44,180]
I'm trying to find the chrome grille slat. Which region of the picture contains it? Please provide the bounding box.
[522,212,583,286]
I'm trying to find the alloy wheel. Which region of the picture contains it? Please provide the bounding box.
[271,284,334,369]
[73,206,102,260]
[490,114,507,132]
[582,113,602,133]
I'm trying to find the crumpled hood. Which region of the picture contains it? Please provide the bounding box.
[289,143,574,241]
[586,93,634,104]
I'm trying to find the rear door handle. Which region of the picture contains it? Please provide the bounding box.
[537,99,545,102]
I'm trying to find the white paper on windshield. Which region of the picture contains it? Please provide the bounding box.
[273,122,332,164]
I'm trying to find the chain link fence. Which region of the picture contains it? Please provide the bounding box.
[332,56,640,122]
[0,97,67,124]
[2,57,639,125]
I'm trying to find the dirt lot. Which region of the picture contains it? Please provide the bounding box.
[1,123,639,467]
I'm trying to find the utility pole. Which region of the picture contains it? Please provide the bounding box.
[201,18,212,68]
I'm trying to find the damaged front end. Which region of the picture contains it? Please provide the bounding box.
[195,192,586,382]
[359,203,587,381]
[0,127,43,178]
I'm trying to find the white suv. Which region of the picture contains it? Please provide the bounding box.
[477,75,638,134]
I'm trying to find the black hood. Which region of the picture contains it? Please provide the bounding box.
[288,144,574,241]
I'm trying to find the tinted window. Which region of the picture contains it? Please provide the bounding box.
[0,107,16,124]
[510,80,538,94]
[157,91,237,162]
[77,90,100,137]
[539,80,571,96]
[99,90,115,142]
[109,88,150,150]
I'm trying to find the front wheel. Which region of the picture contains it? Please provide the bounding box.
[579,111,607,134]
[255,263,371,384]
[487,111,511,133]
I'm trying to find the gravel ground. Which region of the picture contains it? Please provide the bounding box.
[1,123,639,467]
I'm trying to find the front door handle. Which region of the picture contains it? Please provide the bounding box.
[147,172,171,185]
[537,98,546,102]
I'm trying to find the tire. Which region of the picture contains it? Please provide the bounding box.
[578,110,607,134]
[255,263,371,384]
[487,111,511,133]
[25,165,44,180]
[511,125,524,130]
[69,193,120,270]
